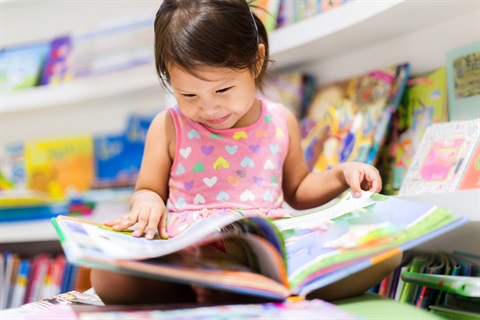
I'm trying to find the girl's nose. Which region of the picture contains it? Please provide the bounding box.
[200,100,221,115]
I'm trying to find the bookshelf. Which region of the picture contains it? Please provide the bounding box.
[1,0,479,301]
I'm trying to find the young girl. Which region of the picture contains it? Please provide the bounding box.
[91,0,401,305]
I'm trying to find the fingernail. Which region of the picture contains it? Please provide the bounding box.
[146,232,154,239]
[354,192,361,198]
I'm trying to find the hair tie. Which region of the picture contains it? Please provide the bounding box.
[249,8,259,43]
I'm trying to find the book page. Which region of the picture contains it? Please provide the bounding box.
[277,194,447,295]
[273,191,375,231]
[55,215,242,261]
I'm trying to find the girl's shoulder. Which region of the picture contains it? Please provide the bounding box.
[260,98,296,127]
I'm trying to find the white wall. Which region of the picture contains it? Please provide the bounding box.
[1,1,161,46]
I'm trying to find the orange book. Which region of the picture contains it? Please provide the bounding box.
[24,135,94,198]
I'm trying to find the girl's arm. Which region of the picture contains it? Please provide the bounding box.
[105,109,175,239]
[282,108,381,210]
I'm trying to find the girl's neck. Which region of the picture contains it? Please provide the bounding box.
[231,98,262,129]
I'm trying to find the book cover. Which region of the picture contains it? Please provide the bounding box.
[398,253,434,304]
[0,143,26,190]
[70,15,154,78]
[393,67,449,190]
[0,41,50,92]
[398,119,480,196]
[24,135,95,198]
[250,0,282,33]
[446,41,480,121]
[429,305,480,320]
[457,140,480,191]
[401,273,480,298]
[51,191,468,300]
[301,63,410,171]
[39,35,73,86]
[93,114,151,189]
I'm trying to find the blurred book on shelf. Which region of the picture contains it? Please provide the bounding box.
[251,0,282,33]
[69,14,154,79]
[276,0,349,29]
[0,41,51,92]
[446,41,480,121]
[0,252,93,310]
[24,135,95,199]
[0,143,26,191]
[373,250,480,317]
[261,72,317,121]
[301,63,410,172]
[93,113,153,189]
[398,119,480,196]
[39,35,73,86]
[378,67,449,195]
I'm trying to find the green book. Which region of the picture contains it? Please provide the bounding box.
[401,272,480,298]
[429,305,480,320]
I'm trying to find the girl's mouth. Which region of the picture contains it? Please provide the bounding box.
[206,114,230,125]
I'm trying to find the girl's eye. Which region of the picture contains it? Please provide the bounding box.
[182,94,196,98]
[216,86,233,93]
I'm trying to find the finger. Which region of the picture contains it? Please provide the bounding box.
[367,171,382,193]
[159,211,168,239]
[144,209,161,240]
[132,206,150,237]
[347,171,362,198]
[112,212,138,231]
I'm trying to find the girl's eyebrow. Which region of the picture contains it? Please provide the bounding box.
[172,78,236,94]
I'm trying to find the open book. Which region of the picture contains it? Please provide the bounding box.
[51,191,468,300]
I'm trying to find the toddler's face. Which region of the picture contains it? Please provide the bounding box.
[169,65,259,129]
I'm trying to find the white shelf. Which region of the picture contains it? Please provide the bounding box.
[270,0,478,69]
[2,0,477,114]
[0,201,130,244]
[1,63,160,114]
[396,189,480,222]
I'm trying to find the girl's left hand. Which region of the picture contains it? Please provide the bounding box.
[339,162,382,198]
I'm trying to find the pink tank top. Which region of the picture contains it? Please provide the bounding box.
[167,99,292,236]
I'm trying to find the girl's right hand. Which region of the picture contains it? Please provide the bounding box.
[104,190,168,240]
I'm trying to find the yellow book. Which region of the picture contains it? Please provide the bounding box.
[24,135,94,198]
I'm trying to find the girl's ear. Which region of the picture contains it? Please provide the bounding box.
[255,44,266,78]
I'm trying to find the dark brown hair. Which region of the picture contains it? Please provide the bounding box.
[154,0,270,89]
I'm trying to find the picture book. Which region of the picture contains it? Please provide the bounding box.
[78,299,359,320]
[401,273,480,298]
[446,41,480,121]
[457,139,480,191]
[0,295,359,320]
[0,189,68,222]
[429,305,480,320]
[301,63,410,172]
[0,142,25,190]
[70,14,154,78]
[52,191,468,301]
[398,119,480,196]
[392,67,449,190]
[0,41,50,92]
[24,135,95,198]
[40,35,73,86]
[250,0,282,33]
[93,114,152,189]
[261,72,317,121]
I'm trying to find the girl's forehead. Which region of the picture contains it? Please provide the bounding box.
[169,64,243,83]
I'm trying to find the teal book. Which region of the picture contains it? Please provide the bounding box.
[446,41,480,121]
